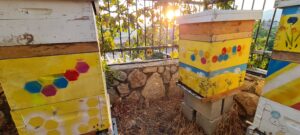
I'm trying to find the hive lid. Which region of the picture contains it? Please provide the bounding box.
[275,0,300,8]
[176,10,262,24]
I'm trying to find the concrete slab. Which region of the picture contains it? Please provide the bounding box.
[181,102,196,121]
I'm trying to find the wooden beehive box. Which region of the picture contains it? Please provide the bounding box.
[262,0,300,111]
[0,1,111,134]
[177,10,262,97]
[272,1,300,63]
[252,1,300,134]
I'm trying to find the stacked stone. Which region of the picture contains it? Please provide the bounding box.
[176,10,262,135]
[0,1,111,135]
[252,1,300,134]
[106,60,182,104]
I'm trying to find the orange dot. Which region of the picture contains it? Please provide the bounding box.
[28,116,45,128]
[227,47,232,53]
[238,52,243,56]
[194,49,198,56]
[87,98,99,107]
[183,52,186,58]
[204,51,210,59]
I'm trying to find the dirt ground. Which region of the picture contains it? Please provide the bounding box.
[112,97,205,135]
[0,92,18,135]
[112,75,264,135]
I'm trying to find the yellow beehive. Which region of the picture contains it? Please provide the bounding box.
[272,5,300,63]
[177,10,262,97]
[0,1,111,134]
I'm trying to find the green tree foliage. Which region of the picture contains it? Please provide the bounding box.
[96,0,234,61]
[249,21,279,69]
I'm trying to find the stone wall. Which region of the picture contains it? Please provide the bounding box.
[105,59,182,104]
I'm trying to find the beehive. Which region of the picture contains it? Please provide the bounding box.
[272,4,300,63]
[0,1,111,134]
[252,1,300,134]
[262,59,300,110]
[177,10,262,97]
[262,1,300,111]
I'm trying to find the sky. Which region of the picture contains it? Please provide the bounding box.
[234,0,275,10]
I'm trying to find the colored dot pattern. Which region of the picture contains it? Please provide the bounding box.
[53,77,68,89]
[24,81,42,93]
[28,116,45,128]
[64,69,79,81]
[190,54,196,61]
[42,85,57,97]
[76,61,90,73]
[77,97,103,134]
[44,120,59,130]
[189,45,243,65]
[23,61,90,97]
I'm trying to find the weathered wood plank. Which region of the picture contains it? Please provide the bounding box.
[0,42,99,60]
[176,10,262,24]
[180,32,252,42]
[0,1,97,46]
[179,20,255,36]
[272,50,300,64]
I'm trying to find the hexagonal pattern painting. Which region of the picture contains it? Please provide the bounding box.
[0,53,106,110]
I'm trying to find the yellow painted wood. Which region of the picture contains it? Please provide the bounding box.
[11,95,111,135]
[179,67,246,97]
[274,14,300,53]
[263,62,300,107]
[0,52,106,110]
[179,38,252,72]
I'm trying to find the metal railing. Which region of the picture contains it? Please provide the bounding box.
[98,0,279,76]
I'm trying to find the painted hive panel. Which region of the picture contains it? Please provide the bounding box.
[274,6,300,53]
[262,59,300,111]
[179,63,246,97]
[178,38,251,97]
[179,20,255,36]
[179,38,251,72]
[253,97,300,135]
[0,52,106,110]
[0,1,96,46]
[11,95,111,135]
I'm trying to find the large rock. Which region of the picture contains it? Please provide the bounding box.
[110,80,120,87]
[168,72,183,97]
[234,92,259,116]
[158,66,165,73]
[163,67,171,84]
[142,73,165,100]
[113,70,127,82]
[128,69,147,89]
[107,87,120,104]
[170,65,178,74]
[117,83,130,97]
[143,67,157,73]
[126,91,140,101]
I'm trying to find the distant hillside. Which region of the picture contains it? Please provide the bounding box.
[262,9,282,21]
